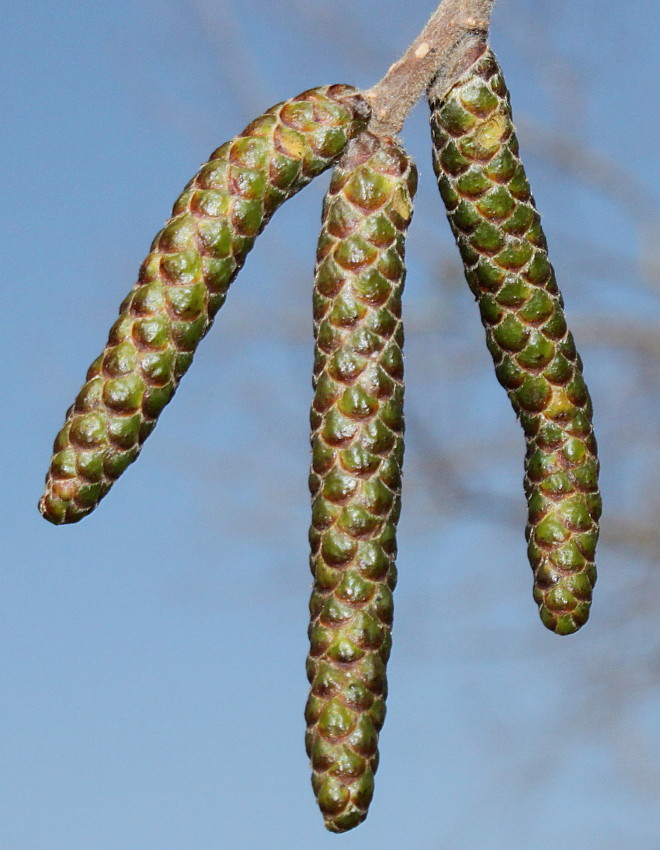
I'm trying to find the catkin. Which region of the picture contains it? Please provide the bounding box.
[40,86,370,524]
[428,50,600,635]
[306,131,417,832]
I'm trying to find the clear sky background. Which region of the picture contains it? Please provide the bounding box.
[2,1,659,847]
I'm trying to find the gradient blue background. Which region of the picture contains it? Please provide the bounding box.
[2,1,659,846]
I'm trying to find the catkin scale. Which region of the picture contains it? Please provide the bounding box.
[306,132,417,832]
[428,50,601,635]
[39,86,370,524]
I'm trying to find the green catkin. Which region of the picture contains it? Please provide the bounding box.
[39,85,370,525]
[306,131,417,832]
[428,49,601,635]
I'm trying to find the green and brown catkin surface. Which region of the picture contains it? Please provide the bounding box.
[306,132,417,832]
[39,86,370,524]
[429,50,601,635]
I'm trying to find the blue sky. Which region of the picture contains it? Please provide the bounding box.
[2,1,659,847]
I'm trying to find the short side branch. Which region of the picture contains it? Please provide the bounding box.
[366,0,497,137]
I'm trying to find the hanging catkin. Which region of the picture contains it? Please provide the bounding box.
[306,131,417,832]
[428,50,600,635]
[40,86,370,524]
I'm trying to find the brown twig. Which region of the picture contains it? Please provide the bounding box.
[365,0,497,137]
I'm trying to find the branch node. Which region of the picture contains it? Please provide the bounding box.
[365,0,497,138]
